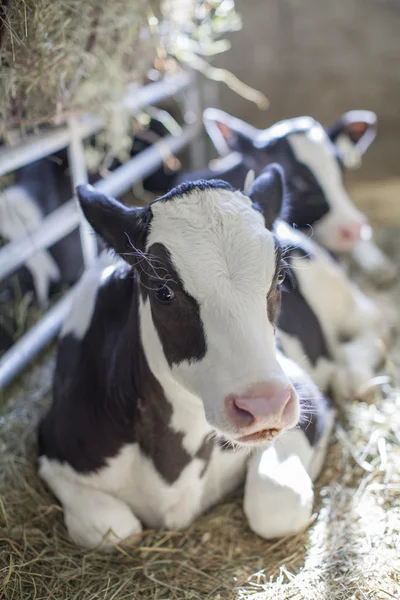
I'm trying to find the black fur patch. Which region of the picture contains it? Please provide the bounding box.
[154,179,234,203]
[279,267,331,366]
[140,243,207,366]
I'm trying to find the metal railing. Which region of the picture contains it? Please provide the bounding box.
[0,71,204,388]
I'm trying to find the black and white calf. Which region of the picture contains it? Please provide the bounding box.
[276,223,385,399]
[191,108,395,284]
[38,169,333,548]
[242,170,386,400]
[0,156,84,352]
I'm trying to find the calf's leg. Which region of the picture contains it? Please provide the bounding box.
[349,239,397,286]
[335,332,386,400]
[39,461,142,549]
[63,485,143,549]
[243,412,334,539]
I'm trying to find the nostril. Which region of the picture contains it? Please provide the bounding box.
[225,396,255,428]
[233,398,255,426]
[340,224,361,243]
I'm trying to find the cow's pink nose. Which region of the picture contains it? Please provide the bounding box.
[338,220,365,245]
[224,381,296,432]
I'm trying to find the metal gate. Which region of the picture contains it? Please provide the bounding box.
[0,71,206,389]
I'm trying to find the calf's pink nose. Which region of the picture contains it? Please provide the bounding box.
[224,381,294,430]
[339,220,365,245]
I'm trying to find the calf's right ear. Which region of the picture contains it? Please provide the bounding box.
[76,185,149,259]
[246,164,286,230]
[327,110,377,168]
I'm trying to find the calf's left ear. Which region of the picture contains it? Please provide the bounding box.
[76,185,149,260]
[246,164,285,230]
[327,110,377,169]
[203,108,259,157]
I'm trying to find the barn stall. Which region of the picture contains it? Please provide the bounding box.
[0,1,399,599]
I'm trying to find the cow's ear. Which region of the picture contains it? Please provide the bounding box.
[327,110,377,169]
[76,185,149,261]
[246,164,286,230]
[203,108,259,157]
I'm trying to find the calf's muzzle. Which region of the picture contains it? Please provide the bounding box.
[224,380,298,444]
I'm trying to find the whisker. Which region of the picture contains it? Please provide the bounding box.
[122,233,176,284]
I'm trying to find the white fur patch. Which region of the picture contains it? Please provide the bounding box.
[61,251,124,339]
[243,169,256,194]
[0,185,43,239]
[0,185,60,306]
[255,116,316,148]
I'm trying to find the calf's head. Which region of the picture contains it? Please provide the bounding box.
[204,108,376,252]
[77,168,299,447]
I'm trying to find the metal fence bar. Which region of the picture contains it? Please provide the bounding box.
[182,71,207,170]
[0,291,73,390]
[0,73,192,177]
[0,122,200,389]
[67,118,97,268]
[0,123,199,283]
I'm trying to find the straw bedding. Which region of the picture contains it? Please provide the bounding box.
[0,229,399,600]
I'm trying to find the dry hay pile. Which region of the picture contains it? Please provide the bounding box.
[0,0,251,141]
[0,0,156,136]
[0,229,399,600]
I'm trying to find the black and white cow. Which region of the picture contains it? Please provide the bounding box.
[242,170,386,401]
[0,156,84,353]
[180,108,395,285]
[276,223,385,399]
[38,170,334,548]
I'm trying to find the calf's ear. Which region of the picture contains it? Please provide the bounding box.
[76,185,149,260]
[203,108,259,157]
[246,164,285,230]
[327,110,377,169]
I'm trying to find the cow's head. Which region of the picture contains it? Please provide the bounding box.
[203,108,377,252]
[77,168,299,447]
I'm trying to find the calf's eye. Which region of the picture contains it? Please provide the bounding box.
[154,283,175,303]
[277,271,285,285]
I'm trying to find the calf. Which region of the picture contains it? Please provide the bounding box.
[243,170,386,400]
[38,169,333,548]
[276,222,386,400]
[175,108,395,285]
[0,156,84,353]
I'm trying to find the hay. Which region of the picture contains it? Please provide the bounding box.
[0,0,156,136]
[0,0,263,143]
[1,229,400,600]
